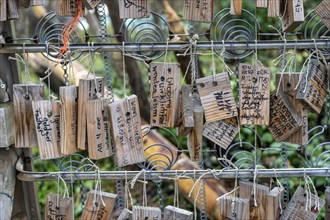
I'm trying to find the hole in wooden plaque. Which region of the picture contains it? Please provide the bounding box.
[213,81,218,86]
[252,77,258,83]
[160,76,165,81]
[126,112,131,117]
[24,94,30,100]
[47,111,52,117]
[287,82,291,88]
[199,83,205,88]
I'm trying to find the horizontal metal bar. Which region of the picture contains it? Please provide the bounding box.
[1,40,329,54]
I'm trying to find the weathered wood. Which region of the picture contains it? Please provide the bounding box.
[0,103,14,148]
[230,0,242,15]
[163,205,193,220]
[196,73,237,123]
[219,196,250,220]
[150,62,180,128]
[119,0,149,19]
[178,85,194,130]
[266,187,283,220]
[17,0,30,8]
[56,0,78,16]
[59,86,78,155]
[280,186,325,220]
[7,0,19,20]
[268,0,280,17]
[256,0,268,8]
[282,0,304,32]
[203,117,239,150]
[32,100,62,160]
[183,0,213,22]
[45,194,74,220]
[132,206,162,220]
[325,187,330,220]
[239,64,271,125]
[118,208,132,220]
[315,0,330,29]
[296,60,328,114]
[108,95,145,167]
[77,77,104,150]
[30,0,44,6]
[81,190,117,220]
[0,0,7,21]
[82,0,101,9]
[269,91,302,142]
[13,84,44,148]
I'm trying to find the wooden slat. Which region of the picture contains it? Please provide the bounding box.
[77,77,104,150]
[239,64,271,125]
[17,0,30,8]
[203,117,239,150]
[266,187,283,220]
[108,95,145,167]
[7,0,19,20]
[30,0,44,6]
[56,0,78,16]
[82,0,101,9]
[325,187,330,220]
[183,0,213,22]
[81,190,117,220]
[282,0,304,32]
[118,208,132,220]
[315,0,330,30]
[119,0,149,19]
[150,62,180,128]
[0,0,6,21]
[196,73,237,123]
[230,0,242,15]
[163,205,193,220]
[32,100,62,160]
[44,194,74,220]
[256,0,268,8]
[219,196,250,220]
[268,0,280,17]
[132,206,162,220]
[0,103,14,148]
[13,84,44,148]
[59,86,78,155]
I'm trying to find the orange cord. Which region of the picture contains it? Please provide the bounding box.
[59,0,83,55]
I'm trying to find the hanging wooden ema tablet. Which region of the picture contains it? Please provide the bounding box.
[196,73,237,123]
[118,208,132,220]
[163,205,193,220]
[45,193,74,220]
[239,64,270,125]
[266,187,284,220]
[77,77,104,150]
[81,190,117,220]
[119,0,149,19]
[59,86,78,155]
[230,0,242,15]
[82,0,101,9]
[296,60,328,114]
[315,0,330,29]
[150,62,180,128]
[7,0,19,20]
[108,95,145,167]
[219,196,250,220]
[325,187,330,220]
[56,0,81,16]
[184,0,213,22]
[268,0,280,17]
[0,103,14,148]
[177,85,194,136]
[203,117,239,150]
[276,73,308,145]
[282,0,304,32]
[132,206,161,220]
[13,84,44,148]
[87,98,113,160]
[280,186,325,219]
[32,100,62,160]
[256,0,267,8]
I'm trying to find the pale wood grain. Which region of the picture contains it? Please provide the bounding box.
[163,205,193,220]
[118,208,132,220]
[257,0,268,8]
[266,187,283,220]
[56,0,78,16]
[119,0,149,19]
[183,0,213,22]
[219,196,250,220]
[282,0,304,32]
[230,0,242,15]
[315,0,330,29]
[0,103,14,148]
[268,0,280,17]
[132,206,161,220]
[45,194,74,220]
[325,187,330,220]
[82,0,101,9]
[0,0,6,21]
[7,0,19,20]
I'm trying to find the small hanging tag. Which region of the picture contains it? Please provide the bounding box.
[0,103,14,148]
[280,186,325,220]
[266,187,284,220]
[256,0,268,8]
[119,0,149,19]
[276,73,308,145]
[219,196,250,220]
[325,187,330,220]
[203,117,239,150]
[269,91,302,142]
[82,190,117,220]
[196,73,238,123]
[82,0,101,9]
[77,77,104,150]
[230,0,242,15]
[296,60,328,114]
[183,0,213,22]
[177,85,195,136]
[315,0,330,29]
[45,193,74,220]
[150,62,181,128]
[108,95,145,167]
[282,0,304,32]
[87,98,113,160]
[118,208,133,220]
[163,205,193,220]
[239,64,271,125]
[132,206,162,220]
[13,84,44,148]
[32,100,62,160]
[59,86,78,155]
[267,0,280,17]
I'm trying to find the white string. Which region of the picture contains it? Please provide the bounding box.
[88,42,102,99]
[211,40,216,81]
[122,41,127,97]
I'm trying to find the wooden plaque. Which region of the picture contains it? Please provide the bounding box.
[81,190,117,220]
[82,0,101,9]
[196,73,237,123]
[266,187,284,220]
[296,60,328,114]
[325,187,330,220]
[219,196,250,220]
[30,0,44,6]
[108,95,145,167]
[268,0,280,17]
[184,0,213,22]
[45,194,74,220]
[0,0,6,21]
[256,0,268,8]
[77,77,104,150]
[280,186,325,220]
[203,117,239,150]
[239,64,271,125]
[0,103,14,148]
[7,0,19,20]
[150,62,180,128]
[87,98,113,160]
[59,86,78,155]
[178,85,195,132]
[118,208,132,220]
[13,84,44,148]
[119,0,149,19]
[282,0,304,32]
[315,0,330,29]
[163,205,193,220]
[132,206,162,220]
[230,0,242,15]
[56,0,80,16]
[18,0,30,8]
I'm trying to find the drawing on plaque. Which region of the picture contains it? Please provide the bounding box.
[184,0,213,22]
[119,0,149,19]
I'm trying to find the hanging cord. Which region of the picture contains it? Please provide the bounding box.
[122,41,128,98]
